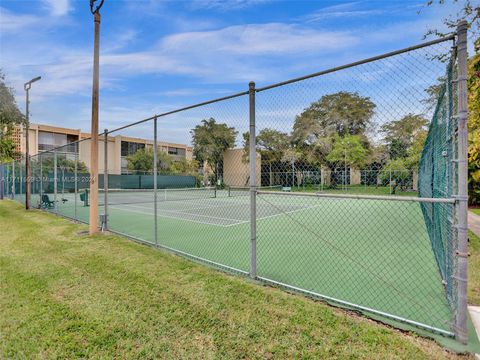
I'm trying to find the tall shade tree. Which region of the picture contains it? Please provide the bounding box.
[292,92,375,165]
[292,91,376,142]
[243,128,289,160]
[0,71,24,161]
[380,113,429,160]
[191,118,237,184]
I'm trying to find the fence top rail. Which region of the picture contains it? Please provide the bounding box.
[107,90,249,135]
[255,34,456,92]
[257,190,456,203]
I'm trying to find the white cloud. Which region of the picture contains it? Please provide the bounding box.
[0,7,40,32]
[160,23,357,56]
[189,0,271,11]
[103,29,139,52]
[3,22,358,101]
[42,0,72,16]
[302,2,383,23]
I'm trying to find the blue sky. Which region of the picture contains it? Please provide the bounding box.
[0,0,465,141]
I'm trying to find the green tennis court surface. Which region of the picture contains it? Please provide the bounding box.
[36,190,453,333]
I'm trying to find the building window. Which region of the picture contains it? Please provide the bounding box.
[121,141,145,156]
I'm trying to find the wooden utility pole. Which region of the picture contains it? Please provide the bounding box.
[89,0,104,234]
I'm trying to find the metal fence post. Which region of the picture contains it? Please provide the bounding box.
[249,81,257,278]
[5,164,9,199]
[53,151,58,214]
[11,163,14,199]
[455,20,468,344]
[19,161,23,198]
[103,130,109,231]
[153,116,158,246]
[0,162,4,200]
[40,155,43,202]
[74,145,78,220]
[153,117,158,247]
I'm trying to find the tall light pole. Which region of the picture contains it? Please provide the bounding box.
[89,0,104,234]
[24,76,41,210]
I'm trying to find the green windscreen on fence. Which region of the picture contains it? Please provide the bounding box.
[418,56,457,307]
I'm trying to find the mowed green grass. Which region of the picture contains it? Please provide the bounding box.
[291,184,418,197]
[470,208,480,216]
[0,201,472,359]
[468,230,480,305]
[52,193,452,332]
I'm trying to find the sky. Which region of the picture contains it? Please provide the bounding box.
[0,0,467,144]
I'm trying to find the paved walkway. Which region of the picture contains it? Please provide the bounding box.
[469,211,480,238]
[469,306,480,359]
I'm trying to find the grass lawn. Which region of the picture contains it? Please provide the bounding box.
[0,201,475,359]
[470,208,480,216]
[290,184,418,197]
[468,230,480,305]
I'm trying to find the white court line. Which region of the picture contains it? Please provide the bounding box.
[109,201,323,228]
[109,205,237,227]
[131,202,221,214]
[255,203,322,223]
[117,203,246,223]
[114,200,256,219]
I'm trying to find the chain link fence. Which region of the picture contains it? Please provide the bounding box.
[1,27,470,342]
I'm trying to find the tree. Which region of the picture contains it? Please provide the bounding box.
[380,114,429,160]
[191,118,237,184]
[281,148,302,187]
[423,1,479,52]
[170,158,199,175]
[0,70,24,161]
[326,134,369,169]
[292,92,375,165]
[423,76,447,111]
[38,155,88,173]
[126,148,173,173]
[380,158,411,194]
[468,53,480,205]
[170,158,201,186]
[422,2,480,203]
[243,128,290,185]
[293,91,375,141]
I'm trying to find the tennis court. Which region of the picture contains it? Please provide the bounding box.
[37,187,452,334]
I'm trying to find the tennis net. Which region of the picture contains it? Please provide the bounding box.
[227,185,283,197]
[82,187,217,206]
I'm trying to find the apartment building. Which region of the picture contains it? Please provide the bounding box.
[16,123,193,175]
